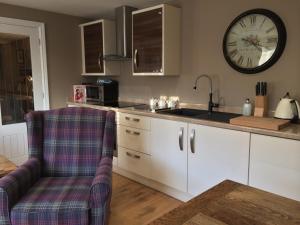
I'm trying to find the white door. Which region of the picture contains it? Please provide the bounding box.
[150,118,188,192]
[0,18,49,165]
[188,124,250,196]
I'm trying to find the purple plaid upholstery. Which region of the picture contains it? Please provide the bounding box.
[0,107,115,225]
[0,158,41,225]
[26,111,44,160]
[90,157,113,225]
[11,177,93,225]
[42,108,109,177]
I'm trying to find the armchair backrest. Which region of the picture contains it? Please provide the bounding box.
[26,107,115,177]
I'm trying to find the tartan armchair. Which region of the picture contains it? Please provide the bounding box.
[0,107,115,225]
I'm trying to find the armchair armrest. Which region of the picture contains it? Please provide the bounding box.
[89,156,113,225]
[0,158,41,225]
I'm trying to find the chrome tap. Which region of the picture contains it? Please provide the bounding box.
[193,74,219,114]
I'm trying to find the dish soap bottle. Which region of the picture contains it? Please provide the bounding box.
[243,99,252,116]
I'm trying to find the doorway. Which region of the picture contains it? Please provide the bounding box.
[0,17,49,165]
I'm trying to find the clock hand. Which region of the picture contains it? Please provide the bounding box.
[250,41,262,52]
[243,38,262,52]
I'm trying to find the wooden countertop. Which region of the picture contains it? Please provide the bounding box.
[148,180,300,225]
[67,101,300,141]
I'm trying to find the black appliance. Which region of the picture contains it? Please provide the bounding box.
[83,79,119,103]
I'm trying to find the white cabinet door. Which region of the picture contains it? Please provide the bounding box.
[151,118,188,192]
[249,134,300,201]
[188,124,250,196]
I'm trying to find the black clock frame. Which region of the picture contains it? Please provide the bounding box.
[223,8,287,74]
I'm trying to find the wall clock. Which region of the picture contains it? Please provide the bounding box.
[223,9,286,74]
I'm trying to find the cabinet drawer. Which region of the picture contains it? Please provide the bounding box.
[118,147,151,179]
[117,125,150,154]
[118,113,150,130]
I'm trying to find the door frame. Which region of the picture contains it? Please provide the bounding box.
[0,16,49,109]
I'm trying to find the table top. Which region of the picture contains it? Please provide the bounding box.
[0,155,17,178]
[148,180,300,225]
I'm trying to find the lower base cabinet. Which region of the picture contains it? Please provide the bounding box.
[249,134,300,201]
[150,118,188,192]
[118,147,152,179]
[188,124,250,196]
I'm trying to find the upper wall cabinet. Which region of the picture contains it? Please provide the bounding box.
[80,20,120,76]
[132,4,181,76]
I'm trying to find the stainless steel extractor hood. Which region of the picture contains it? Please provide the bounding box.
[104,6,137,61]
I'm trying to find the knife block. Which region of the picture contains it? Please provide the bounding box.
[254,96,268,117]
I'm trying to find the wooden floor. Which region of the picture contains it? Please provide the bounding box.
[109,173,182,225]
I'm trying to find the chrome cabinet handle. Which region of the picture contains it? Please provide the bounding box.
[179,127,184,151]
[126,152,141,160]
[190,129,195,153]
[98,52,102,71]
[134,49,139,70]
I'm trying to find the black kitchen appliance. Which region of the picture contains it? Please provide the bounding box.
[82,79,119,103]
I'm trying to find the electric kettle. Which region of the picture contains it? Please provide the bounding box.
[274,92,300,122]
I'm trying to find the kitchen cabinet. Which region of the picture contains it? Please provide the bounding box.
[117,113,152,179]
[132,4,181,76]
[118,147,151,179]
[80,19,120,76]
[249,134,300,201]
[150,118,188,192]
[188,124,250,196]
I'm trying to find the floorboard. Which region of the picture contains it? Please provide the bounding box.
[109,173,182,225]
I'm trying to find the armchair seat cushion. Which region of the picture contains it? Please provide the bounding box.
[11,177,93,225]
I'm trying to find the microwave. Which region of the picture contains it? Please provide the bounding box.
[73,80,118,103]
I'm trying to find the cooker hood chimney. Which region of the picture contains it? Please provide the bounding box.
[104,6,137,61]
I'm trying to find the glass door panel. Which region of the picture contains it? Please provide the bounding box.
[0,33,33,125]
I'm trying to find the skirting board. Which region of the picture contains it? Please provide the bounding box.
[113,165,193,202]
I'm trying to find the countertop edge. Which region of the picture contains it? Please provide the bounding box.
[67,101,300,141]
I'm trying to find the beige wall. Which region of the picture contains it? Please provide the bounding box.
[0,3,86,108]
[114,0,300,110]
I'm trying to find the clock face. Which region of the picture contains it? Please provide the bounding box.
[223,9,286,74]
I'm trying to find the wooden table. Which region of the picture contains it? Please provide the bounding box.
[0,155,17,178]
[148,180,300,225]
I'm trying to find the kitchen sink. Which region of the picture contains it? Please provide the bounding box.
[157,108,241,123]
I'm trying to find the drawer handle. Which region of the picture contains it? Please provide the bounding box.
[179,127,184,151]
[125,116,140,123]
[190,129,195,154]
[133,155,141,159]
[125,129,132,134]
[125,129,140,136]
[126,152,141,160]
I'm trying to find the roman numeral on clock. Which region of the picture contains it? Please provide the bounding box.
[260,17,267,29]
[237,56,244,65]
[250,15,256,25]
[239,20,246,28]
[227,41,237,46]
[247,58,253,67]
[266,26,275,33]
[229,49,238,58]
[267,37,278,43]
